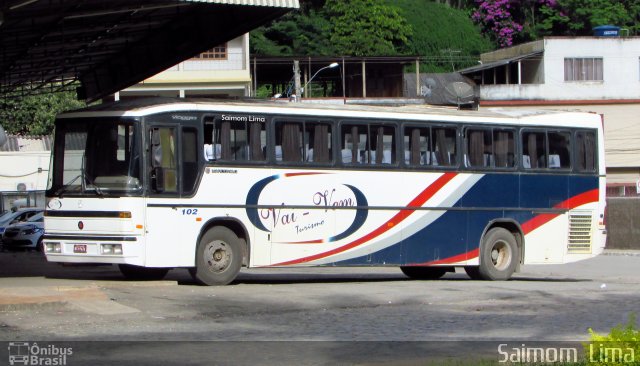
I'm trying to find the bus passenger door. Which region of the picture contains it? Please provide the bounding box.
[145,125,202,267]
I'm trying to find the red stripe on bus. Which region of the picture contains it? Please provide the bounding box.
[423,248,480,265]
[284,172,327,177]
[522,189,599,234]
[272,172,458,266]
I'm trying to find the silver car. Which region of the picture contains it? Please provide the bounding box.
[1,211,45,251]
[0,208,41,238]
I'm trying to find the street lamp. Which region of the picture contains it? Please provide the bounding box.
[302,62,339,98]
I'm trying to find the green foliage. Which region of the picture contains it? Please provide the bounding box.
[584,314,640,365]
[389,0,493,72]
[251,0,415,57]
[538,0,638,36]
[0,90,85,136]
[251,8,333,56]
[324,0,413,56]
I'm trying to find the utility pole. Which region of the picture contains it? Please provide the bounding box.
[293,60,301,101]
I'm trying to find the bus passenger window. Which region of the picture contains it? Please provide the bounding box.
[466,129,488,167]
[305,122,332,163]
[211,116,266,162]
[548,131,571,169]
[341,125,365,164]
[522,131,547,169]
[433,127,457,166]
[494,129,515,168]
[576,131,596,172]
[276,122,303,162]
[404,126,431,167]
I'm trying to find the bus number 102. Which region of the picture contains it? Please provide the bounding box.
[182,208,198,215]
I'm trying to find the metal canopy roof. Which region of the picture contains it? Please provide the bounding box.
[458,51,543,75]
[0,0,299,102]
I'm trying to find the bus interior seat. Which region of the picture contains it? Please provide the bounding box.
[275,145,283,161]
[341,149,360,163]
[549,154,561,168]
[204,144,221,161]
[522,155,531,168]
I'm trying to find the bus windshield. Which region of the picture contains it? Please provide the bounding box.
[47,118,142,196]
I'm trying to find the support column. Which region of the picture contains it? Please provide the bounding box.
[362,60,366,98]
[517,60,522,85]
[416,58,420,96]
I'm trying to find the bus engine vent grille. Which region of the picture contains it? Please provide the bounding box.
[567,212,593,253]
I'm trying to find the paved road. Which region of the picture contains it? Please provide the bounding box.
[0,251,638,364]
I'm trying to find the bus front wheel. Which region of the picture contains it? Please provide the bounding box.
[474,227,519,281]
[190,226,242,286]
[400,266,450,280]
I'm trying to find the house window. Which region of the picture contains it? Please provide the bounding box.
[564,57,603,81]
[192,43,227,60]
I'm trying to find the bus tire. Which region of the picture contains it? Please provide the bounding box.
[400,266,450,280]
[118,264,169,281]
[190,226,242,286]
[464,266,482,280]
[476,227,519,280]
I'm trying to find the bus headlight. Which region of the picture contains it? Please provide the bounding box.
[101,244,123,255]
[45,242,61,253]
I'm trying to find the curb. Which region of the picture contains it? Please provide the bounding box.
[602,249,640,257]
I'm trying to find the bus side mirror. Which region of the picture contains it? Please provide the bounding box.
[151,167,165,193]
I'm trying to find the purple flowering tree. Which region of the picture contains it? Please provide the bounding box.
[472,0,524,48]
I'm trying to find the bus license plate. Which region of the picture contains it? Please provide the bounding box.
[74,244,87,253]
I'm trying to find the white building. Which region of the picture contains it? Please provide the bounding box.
[116,34,251,99]
[461,36,640,196]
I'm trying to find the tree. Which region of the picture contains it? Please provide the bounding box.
[537,0,639,36]
[0,91,85,135]
[324,0,412,56]
[251,8,333,56]
[471,0,524,48]
[391,0,493,71]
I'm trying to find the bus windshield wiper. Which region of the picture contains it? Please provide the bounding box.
[84,176,108,197]
[55,174,83,197]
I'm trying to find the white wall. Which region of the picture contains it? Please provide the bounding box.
[0,151,50,191]
[481,37,640,101]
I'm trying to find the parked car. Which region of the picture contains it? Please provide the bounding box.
[0,208,42,239]
[1,211,45,251]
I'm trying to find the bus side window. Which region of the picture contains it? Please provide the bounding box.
[212,117,266,162]
[404,126,431,167]
[433,127,457,166]
[522,131,547,169]
[576,130,596,172]
[341,125,365,164]
[305,122,332,163]
[276,121,303,163]
[182,127,199,194]
[494,129,515,168]
[548,131,571,169]
[369,125,395,164]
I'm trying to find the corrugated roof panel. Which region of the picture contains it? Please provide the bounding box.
[181,0,299,8]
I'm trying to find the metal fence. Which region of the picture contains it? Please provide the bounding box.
[606,197,640,250]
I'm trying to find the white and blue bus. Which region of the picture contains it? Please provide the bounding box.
[43,99,606,285]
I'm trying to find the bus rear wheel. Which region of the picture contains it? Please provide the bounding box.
[400,266,451,280]
[118,264,169,281]
[474,227,519,281]
[190,226,242,286]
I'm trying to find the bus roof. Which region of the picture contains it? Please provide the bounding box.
[58,97,602,128]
